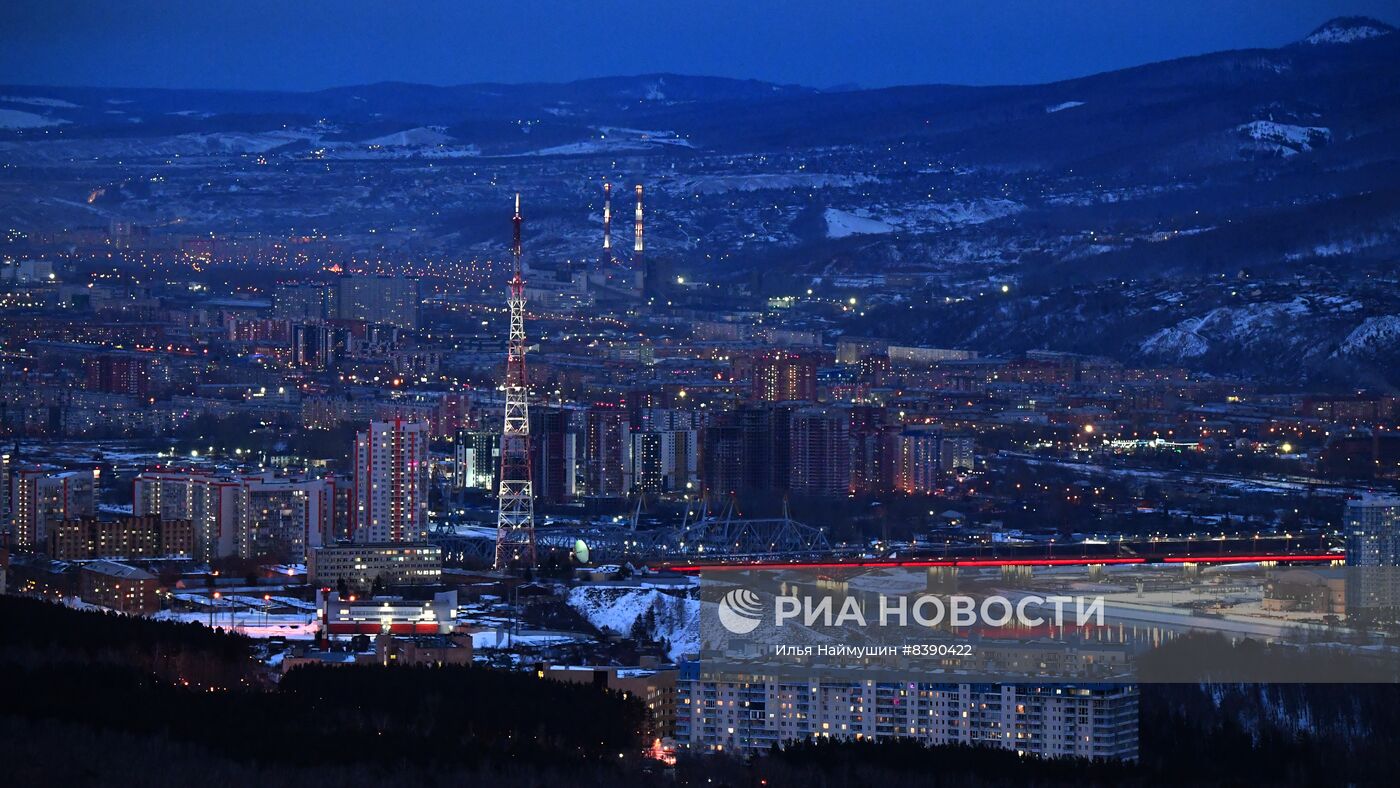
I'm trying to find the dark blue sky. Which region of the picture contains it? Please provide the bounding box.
[1,0,1394,91]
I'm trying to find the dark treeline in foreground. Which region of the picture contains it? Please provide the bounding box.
[5,596,1400,786]
[1140,681,1400,785]
[1,595,648,786]
[1,592,256,689]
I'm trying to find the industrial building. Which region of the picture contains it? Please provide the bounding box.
[318,589,458,636]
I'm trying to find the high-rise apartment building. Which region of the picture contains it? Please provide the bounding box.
[238,474,331,561]
[626,429,699,494]
[353,418,430,543]
[13,468,96,551]
[84,352,156,397]
[789,407,850,498]
[941,434,976,473]
[1,450,10,536]
[531,407,577,505]
[585,406,630,497]
[292,322,333,370]
[752,351,817,403]
[134,471,241,561]
[895,425,944,494]
[1345,494,1400,612]
[135,471,340,562]
[272,281,333,321]
[849,406,895,495]
[702,404,796,496]
[336,275,420,330]
[453,430,500,490]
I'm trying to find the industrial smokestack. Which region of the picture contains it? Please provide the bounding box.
[602,181,612,252]
[634,184,644,256]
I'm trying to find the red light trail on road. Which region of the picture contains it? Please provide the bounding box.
[666,553,1341,573]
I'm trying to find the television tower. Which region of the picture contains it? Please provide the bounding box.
[495,193,536,569]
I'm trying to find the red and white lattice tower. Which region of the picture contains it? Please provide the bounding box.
[495,193,536,569]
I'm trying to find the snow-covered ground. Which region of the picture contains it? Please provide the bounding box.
[0,127,323,161]
[903,198,1024,229]
[1140,298,1314,360]
[566,584,698,661]
[361,126,455,147]
[0,95,79,109]
[1335,315,1400,357]
[153,609,320,639]
[469,629,592,650]
[674,173,877,195]
[0,109,68,129]
[825,208,893,238]
[1306,19,1393,45]
[1238,120,1330,156]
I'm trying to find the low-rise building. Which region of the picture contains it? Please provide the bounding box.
[375,633,474,667]
[318,589,457,636]
[79,560,159,614]
[309,542,443,591]
[547,662,678,739]
[47,515,195,561]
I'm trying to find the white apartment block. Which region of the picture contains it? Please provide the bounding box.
[135,471,338,562]
[677,667,1138,761]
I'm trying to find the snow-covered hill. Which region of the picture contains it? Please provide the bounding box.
[825,208,893,238]
[1304,17,1395,45]
[566,584,698,661]
[1140,298,1314,360]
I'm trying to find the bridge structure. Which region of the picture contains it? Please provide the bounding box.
[662,533,1342,572]
[431,505,1342,573]
[430,503,837,566]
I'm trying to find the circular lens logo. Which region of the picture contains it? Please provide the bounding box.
[718,588,764,635]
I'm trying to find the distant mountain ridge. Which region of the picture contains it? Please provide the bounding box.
[1,16,1395,145]
[1303,15,1395,45]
